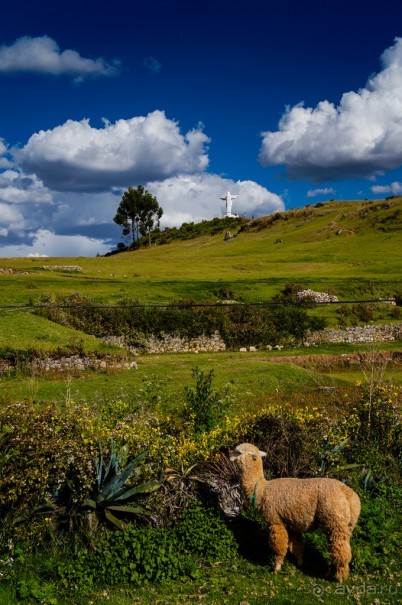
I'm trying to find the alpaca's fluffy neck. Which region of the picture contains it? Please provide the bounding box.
[238,463,266,503]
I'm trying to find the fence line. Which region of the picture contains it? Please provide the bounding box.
[0,299,397,311]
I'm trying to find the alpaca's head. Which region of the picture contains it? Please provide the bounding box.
[230,443,266,477]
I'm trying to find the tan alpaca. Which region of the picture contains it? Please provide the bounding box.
[230,443,361,582]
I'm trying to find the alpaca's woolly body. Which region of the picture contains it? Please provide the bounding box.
[252,477,360,534]
[231,443,361,582]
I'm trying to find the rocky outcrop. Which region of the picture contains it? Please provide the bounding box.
[297,289,338,303]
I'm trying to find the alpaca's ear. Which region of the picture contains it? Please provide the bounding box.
[259,450,267,457]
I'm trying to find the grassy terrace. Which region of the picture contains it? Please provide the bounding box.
[1,344,402,409]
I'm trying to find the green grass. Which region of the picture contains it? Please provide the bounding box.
[0,352,322,408]
[1,346,401,410]
[1,198,401,305]
[0,310,120,352]
[1,561,400,605]
[86,565,402,605]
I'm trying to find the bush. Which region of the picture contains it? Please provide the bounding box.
[60,526,195,593]
[183,367,228,433]
[237,406,329,478]
[59,502,236,594]
[173,501,238,563]
[0,403,99,543]
[352,485,402,574]
[34,293,326,349]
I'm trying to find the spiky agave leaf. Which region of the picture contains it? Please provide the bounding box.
[110,479,161,502]
[95,440,105,490]
[101,451,148,500]
[105,508,127,530]
[107,504,150,515]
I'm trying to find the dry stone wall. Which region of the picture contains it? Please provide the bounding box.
[1,323,400,374]
[0,355,137,374]
[305,323,402,345]
[101,332,226,354]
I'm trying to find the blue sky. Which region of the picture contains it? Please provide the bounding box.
[1,0,402,256]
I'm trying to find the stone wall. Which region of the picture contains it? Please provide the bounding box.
[0,355,137,374]
[101,324,401,353]
[305,322,402,345]
[1,324,400,373]
[143,332,226,353]
[101,331,226,354]
[0,268,30,275]
[41,265,83,272]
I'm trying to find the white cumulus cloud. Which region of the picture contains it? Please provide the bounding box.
[0,203,25,237]
[147,173,284,225]
[0,170,53,204]
[259,37,402,181]
[307,187,336,198]
[0,138,13,168]
[0,36,118,78]
[371,181,402,195]
[16,111,210,192]
[0,229,112,257]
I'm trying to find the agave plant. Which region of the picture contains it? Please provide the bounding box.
[83,441,161,529]
[33,441,160,543]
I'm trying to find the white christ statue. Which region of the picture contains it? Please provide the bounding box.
[220,191,239,217]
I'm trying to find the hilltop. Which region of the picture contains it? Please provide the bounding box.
[1,197,401,305]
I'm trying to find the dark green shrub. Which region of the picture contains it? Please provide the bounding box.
[352,485,402,574]
[215,285,236,300]
[183,367,228,433]
[238,408,329,478]
[173,501,238,563]
[60,526,195,593]
[34,293,325,349]
[351,303,374,323]
[59,502,236,594]
[0,403,97,543]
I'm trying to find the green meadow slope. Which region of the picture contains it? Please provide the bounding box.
[0,198,401,350]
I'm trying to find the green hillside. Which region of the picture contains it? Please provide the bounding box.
[1,198,401,303]
[0,198,401,350]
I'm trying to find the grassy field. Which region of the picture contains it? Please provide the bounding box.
[1,344,401,411]
[0,198,401,352]
[0,198,401,306]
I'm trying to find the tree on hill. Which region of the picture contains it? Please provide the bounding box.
[113,185,163,248]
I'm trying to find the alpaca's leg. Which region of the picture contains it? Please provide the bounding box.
[268,524,289,572]
[327,529,352,583]
[288,532,304,567]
